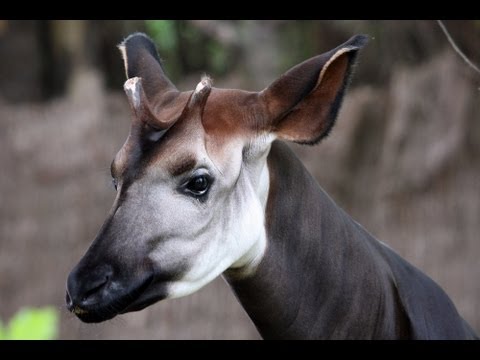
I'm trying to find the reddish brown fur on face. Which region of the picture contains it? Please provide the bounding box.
[142,108,206,174]
[113,87,267,187]
[112,92,192,180]
[113,89,210,184]
[115,35,366,184]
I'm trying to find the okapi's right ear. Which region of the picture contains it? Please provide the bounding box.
[260,34,368,145]
[118,33,177,101]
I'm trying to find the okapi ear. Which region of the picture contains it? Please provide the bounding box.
[260,34,368,145]
[118,33,177,101]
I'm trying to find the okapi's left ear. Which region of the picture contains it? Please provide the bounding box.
[118,32,177,102]
[260,34,368,144]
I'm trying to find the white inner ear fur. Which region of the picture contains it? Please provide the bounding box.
[316,46,354,88]
[118,43,129,79]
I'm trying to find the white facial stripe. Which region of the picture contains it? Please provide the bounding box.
[167,164,269,297]
[228,142,271,274]
[164,138,270,297]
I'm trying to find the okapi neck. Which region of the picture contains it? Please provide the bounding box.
[225,140,409,339]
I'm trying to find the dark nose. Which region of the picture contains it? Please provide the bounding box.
[66,264,113,311]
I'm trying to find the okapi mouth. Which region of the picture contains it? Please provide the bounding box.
[69,274,160,323]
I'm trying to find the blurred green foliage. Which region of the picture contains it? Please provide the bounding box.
[0,307,59,340]
[145,20,235,83]
[145,20,177,53]
[145,20,181,80]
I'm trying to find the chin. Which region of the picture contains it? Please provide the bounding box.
[72,282,168,323]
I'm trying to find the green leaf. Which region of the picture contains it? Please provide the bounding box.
[0,319,5,340]
[5,307,59,340]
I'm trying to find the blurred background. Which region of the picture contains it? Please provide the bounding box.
[0,20,479,339]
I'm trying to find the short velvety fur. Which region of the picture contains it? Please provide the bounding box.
[260,35,367,144]
[120,33,176,101]
[227,141,477,339]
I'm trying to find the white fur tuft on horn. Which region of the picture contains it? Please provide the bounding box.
[194,75,212,95]
[123,77,142,109]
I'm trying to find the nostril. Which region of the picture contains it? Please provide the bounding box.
[81,275,110,302]
[67,264,114,308]
[66,291,73,310]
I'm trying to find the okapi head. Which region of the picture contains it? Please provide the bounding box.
[66,32,368,323]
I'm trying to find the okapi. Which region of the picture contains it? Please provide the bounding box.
[66,32,478,339]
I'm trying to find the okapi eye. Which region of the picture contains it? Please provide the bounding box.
[112,178,118,191]
[185,175,210,196]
